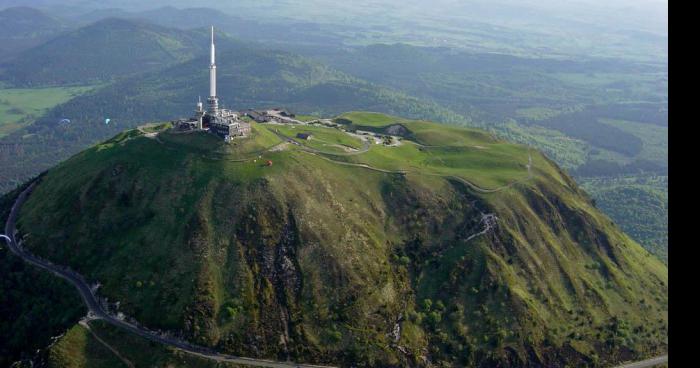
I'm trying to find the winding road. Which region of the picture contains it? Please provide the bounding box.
[612,355,668,368]
[2,182,335,368]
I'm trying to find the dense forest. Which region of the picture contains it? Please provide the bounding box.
[0,182,86,366]
[580,175,668,262]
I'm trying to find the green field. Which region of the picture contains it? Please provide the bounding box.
[0,86,94,137]
[273,124,365,153]
[337,111,403,127]
[277,112,545,189]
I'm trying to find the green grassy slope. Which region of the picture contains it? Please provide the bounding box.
[48,324,126,368]
[295,44,668,260]
[48,321,247,368]
[15,114,666,367]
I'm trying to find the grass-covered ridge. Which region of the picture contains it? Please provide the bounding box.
[16,113,666,367]
[1,18,209,87]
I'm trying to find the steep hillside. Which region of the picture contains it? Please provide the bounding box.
[0,17,210,87]
[11,113,667,367]
[291,42,668,260]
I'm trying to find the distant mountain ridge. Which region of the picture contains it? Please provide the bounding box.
[66,6,236,28]
[54,5,345,48]
[1,17,211,86]
[0,6,63,36]
[0,6,67,61]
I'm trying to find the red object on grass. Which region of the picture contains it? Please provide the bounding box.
[266,160,273,166]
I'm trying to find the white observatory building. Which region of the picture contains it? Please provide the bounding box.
[180,26,250,141]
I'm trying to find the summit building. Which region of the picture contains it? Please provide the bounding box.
[177,26,250,141]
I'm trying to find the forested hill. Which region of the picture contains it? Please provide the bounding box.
[0,45,466,193]
[0,6,68,61]
[0,6,63,37]
[0,18,212,87]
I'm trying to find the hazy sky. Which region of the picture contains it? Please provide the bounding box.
[0,0,667,60]
[1,0,666,27]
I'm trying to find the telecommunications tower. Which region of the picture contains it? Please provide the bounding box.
[207,26,219,115]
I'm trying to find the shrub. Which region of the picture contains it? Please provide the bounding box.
[427,311,442,328]
[422,299,433,312]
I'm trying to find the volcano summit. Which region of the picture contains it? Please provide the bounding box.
[3,111,667,367]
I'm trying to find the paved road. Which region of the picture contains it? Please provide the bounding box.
[613,355,668,368]
[2,182,336,368]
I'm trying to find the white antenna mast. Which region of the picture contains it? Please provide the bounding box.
[207,26,218,114]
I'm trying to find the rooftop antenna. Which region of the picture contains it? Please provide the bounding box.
[207,25,218,114]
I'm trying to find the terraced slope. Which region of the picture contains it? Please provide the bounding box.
[14,113,666,367]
